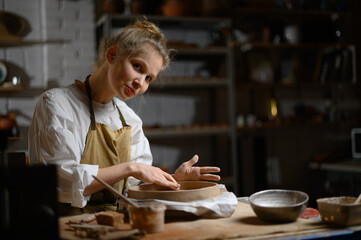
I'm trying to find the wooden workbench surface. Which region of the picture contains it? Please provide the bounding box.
[59,202,350,240]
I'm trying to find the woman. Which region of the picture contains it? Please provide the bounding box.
[28,19,220,214]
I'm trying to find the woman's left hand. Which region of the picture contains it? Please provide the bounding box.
[173,155,221,181]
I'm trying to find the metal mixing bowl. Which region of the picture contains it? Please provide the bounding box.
[249,189,309,223]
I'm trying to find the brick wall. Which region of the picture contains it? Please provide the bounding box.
[1,0,95,152]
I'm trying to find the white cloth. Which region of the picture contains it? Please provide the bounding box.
[131,185,238,218]
[28,82,152,208]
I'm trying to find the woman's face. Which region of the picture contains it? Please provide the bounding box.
[107,43,163,101]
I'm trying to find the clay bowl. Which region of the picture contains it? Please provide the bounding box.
[128,181,220,202]
[249,189,309,223]
[161,0,188,16]
[0,11,31,39]
[317,196,361,226]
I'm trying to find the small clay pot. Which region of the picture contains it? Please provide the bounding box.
[128,201,166,234]
[131,0,163,15]
[0,116,12,130]
[131,0,146,14]
[161,0,187,16]
[103,0,125,13]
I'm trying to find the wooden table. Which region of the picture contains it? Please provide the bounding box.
[59,202,361,240]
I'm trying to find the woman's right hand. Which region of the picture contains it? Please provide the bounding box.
[129,163,180,190]
[85,162,180,196]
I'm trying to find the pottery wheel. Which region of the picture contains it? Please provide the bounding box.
[128,181,221,202]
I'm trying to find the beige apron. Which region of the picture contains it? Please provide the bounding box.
[59,76,132,215]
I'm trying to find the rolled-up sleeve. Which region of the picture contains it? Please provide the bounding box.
[29,90,98,208]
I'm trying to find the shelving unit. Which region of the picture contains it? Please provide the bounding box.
[96,14,238,192]
[0,38,70,92]
[231,2,361,197]
[0,38,70,148]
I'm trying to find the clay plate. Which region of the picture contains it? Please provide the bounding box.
[128,181,221,202]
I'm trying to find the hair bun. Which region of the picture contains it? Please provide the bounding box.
[133,19,161,36]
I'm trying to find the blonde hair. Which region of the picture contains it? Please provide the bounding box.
[105,19,170,70]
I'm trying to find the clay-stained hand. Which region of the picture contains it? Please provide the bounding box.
[173,155,221,181]
[132,163,180,190]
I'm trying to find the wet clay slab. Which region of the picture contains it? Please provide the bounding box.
[128,181,221,202]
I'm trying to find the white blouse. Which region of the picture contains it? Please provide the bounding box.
[28,82,152,208]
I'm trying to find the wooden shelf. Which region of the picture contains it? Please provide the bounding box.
[231,7,352,17]
[97,14,231,28]
[173,47,230,55]
[144,125,230,139]
[0,39,70,48]
[235,82,360,89]
[237,122,359,132]
[8,134,24,141]
[0,86,47,97]
[150,77,228,88]
[234,42,353,51]
[308,161,361,173]
[0,84,23,92]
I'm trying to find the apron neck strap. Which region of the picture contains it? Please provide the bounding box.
[112,100,129,127]
[85,75,96,130]
[85,75,129,129]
